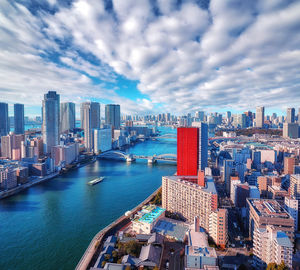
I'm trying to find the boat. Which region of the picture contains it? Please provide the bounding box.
[87,177,105,185]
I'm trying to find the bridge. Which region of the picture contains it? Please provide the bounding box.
[98,151,177,164]
[154,133,176,139]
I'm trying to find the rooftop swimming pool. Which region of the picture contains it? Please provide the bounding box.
[139,206,165,224]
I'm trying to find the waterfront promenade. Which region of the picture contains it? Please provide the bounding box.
[75,187,162,270]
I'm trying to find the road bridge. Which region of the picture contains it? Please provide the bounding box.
[98,151,177,164]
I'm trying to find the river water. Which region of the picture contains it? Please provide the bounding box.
[0,127,176,270]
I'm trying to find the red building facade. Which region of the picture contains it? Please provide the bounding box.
[177,127,199,176]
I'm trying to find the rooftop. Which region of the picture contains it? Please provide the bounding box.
[165,175,217,194]
[152,217,189,241]
[276,231,293,248]
[138,206,165,224]
[248,199,291,219]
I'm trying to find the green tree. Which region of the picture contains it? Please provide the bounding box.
[277,261,288,270]
[104,254,111,261]
[266,262,277,270]
[125,266,131,270]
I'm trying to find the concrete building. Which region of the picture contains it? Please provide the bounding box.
[208,209,228,248]
[283,122,298,139]
[0,166,17,190]
[42,91,60,153]
[256,106,265,128]
[51,143,79,167]
[290,174,300,199]
[177,126,208,175]
[162,175,218,230]
[80,102,92,151]
[287,107,295,124]
[253,225,293,269]
[105,104,120,129]
[284,156,297,175]
[132,205,165,234]
[185,230,218,269]
[284,196,298,231]
[60,102,75,133]
[247,199,295,242]
[0,102,9,136]
[93,128,112,154]
[90,102,100,129]
[14,103,24,134]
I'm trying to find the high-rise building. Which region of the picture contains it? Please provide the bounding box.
[60,102,75,133]
[91,102,100,129]
[290,174,300,199]
[42,91,60,153]
[232,113,247,128]
[256,106,264,128]
[93,128,112,154]
[209,209,228,248]
[14,103,24,134]
[0,166,17,190]
[283,122,298,139]
[0,102,9,137]
[105,104,120,129]
[195,111,205,121]
[162,175,218,230]
[81,102,92,151]
[253,225,293,269]
[177,125,208,176]
[284,196,298,231]
[284,156,296,175]
[247,199,295,242]
[287,107,295,123]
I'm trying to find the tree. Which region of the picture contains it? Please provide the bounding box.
[238,264,248,270]
[277,261,288,270]
[266,262,288,270]
[153,266,159,270]
[125,266,131,270]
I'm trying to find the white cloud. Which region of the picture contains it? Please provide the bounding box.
[0,0,300,116]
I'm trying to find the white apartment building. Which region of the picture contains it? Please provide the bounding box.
[253,225,293,269]
[284,196,298,231]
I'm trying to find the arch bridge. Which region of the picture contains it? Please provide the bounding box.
[98,150,177,164]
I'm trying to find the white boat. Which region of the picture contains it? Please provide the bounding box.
[87,177,105,185]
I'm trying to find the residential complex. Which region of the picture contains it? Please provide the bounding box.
[162,175,218,230]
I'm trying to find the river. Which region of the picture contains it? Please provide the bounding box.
[0,127,176,270]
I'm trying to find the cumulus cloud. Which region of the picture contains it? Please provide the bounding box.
[0,0,300,115]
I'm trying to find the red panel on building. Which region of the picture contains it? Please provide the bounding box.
[177,127,199,176]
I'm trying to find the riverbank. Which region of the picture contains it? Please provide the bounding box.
[0,156,97,200]
[75,186,162,270]
[0,172,60,200]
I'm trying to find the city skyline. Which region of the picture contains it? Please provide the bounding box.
[0,1,300,116]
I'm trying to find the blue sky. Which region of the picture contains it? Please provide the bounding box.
[0,0,300,117]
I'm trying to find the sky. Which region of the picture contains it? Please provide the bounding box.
[0,0,300,117]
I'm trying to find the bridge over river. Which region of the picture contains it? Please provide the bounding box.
[98,150,177,164]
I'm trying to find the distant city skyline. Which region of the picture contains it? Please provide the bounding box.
[2,100,299,119]
[0,1,300,116]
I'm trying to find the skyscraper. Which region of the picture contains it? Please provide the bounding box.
[256,106,264,128]
[287,107,295,123]
[81,102,92,151]
[14,103,24,134]
[90,102,100,129]
[177,124,208,176]
[60,102,75,133]
[0,102,9,137]
[42,91,60,153]
[105,104,120,129]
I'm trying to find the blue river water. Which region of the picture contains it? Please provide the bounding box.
[0,127,176,270]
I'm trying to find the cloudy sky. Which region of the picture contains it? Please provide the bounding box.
[0,0,300,116]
